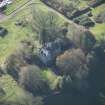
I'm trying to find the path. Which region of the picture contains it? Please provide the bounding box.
[40,1,87,31]
[0,0,103,32]
[0,0,85,29]
[0,0,87,32]
[0,0,41,23]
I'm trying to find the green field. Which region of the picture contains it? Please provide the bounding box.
[3,0,29,15]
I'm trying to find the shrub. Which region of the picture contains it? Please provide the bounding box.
[56,48,88,76]
[80,31,96,53]
[19,65,49,95]
[5,40,35,80]
[68,29,96,53]
[56,48,89,91]
[0,27,8,38]
[0,87,5,97]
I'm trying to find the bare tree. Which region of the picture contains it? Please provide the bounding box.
[31,7,64,44]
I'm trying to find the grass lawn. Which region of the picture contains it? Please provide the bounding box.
[0,75,34,104]
[0,0,105,103]
[0,5,34,65]
[0,0,105,104]
[0,3,38,103]
[90,23,105,40]
[0,0,104,67]
[0,0,65,65]
[78,0,88,8]
[91,3,105,18]
[3,0,29,15]
[89,3,105,41]
[43,69,62,90]
[0,0,88,66]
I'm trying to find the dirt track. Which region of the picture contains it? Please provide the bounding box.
[0,0,41,23]
[0,0,87,31]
